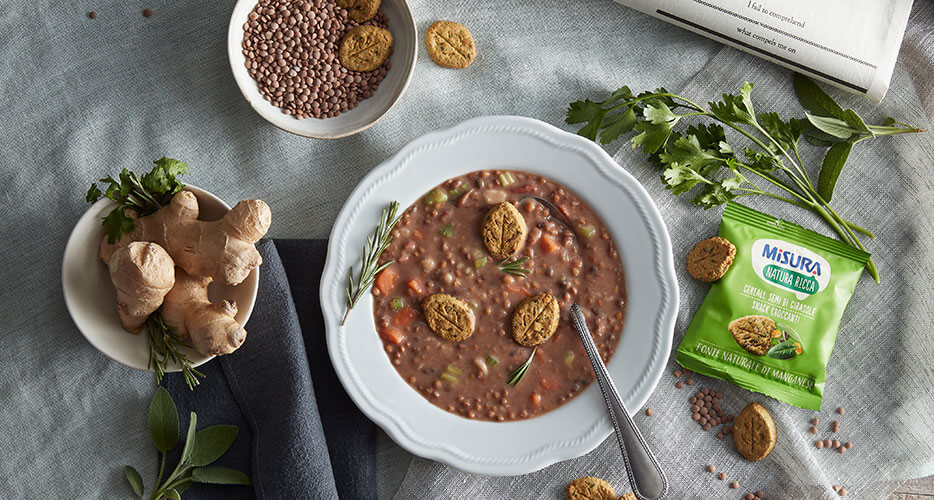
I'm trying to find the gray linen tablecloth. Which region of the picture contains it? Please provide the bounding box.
[0,0,931,498]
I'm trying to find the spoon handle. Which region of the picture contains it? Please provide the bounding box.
[570,304,668,500]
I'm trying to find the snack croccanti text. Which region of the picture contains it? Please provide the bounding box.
[677,202,869,410]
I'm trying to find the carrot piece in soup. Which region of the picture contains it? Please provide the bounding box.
[375,268,398,295]
[407,279,424,295]
[391,306,418,327]
[380,327,405,344]
[539,376,558,391]
[530,392,542,407]
[540,235,560,254]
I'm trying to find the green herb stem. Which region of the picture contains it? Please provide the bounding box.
[498,257,531,277]
[507,348,536,387]
[342,201,402,325]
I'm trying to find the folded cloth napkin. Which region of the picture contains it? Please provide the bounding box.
[165,239,375,499]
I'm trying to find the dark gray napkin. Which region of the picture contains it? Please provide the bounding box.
[164,239,376,500]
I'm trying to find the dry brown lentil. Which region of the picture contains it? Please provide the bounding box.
[644,407,654,417]
[718,472,726,480]
[142,8,152,17]
[88,11,97,19]
[242,0,390,119]
[730,481,739,489]
[706,464,715,473]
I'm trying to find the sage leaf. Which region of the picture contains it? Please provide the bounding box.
[124,465,144,497]
[191,466,253,486]
[793,74,845,120]
[804,113,858,140]
[767,340,798,360]
[189,425,239,466]
[179,412,198,465]
[842,109,871,134]
[817,141,853,201]
[164,489,181,500]
[149,387,179,453]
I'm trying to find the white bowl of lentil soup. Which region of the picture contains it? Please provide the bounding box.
[321,116,679,475]
[227,0,416,138]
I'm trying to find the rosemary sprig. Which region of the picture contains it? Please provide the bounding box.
[507,348,536,387]
[499,256,531,277]
[146,312,205,390]
[342,201,402,325]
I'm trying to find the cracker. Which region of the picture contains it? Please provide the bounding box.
[337,0,380,23]
[512,293,559,347]
[425,20,476,69]
[422,293,475,342]
[732,402,777,461]
[686,236,736,282]
[728,315,775,356]
[339,25,393,72]
[619,494,637,500]
[481,202,527,259]
[565,476,616,500]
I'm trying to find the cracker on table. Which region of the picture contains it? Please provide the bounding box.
[565,476,617,500]
[732,402,777,461]
[425,20,476,69]
[686,236,736,282]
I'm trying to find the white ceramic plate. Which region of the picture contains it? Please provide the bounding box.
[321,116,678,475]
[227,0,417,139]
[62,186,260,372]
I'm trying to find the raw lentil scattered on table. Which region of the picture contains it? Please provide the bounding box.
[142,8,152,17]
[836,406,845,415]
[707,464,715,473]
[809,425,817,434]
[88,11,97,19]
[816,440,823,448]
[839,487,848,496]
[811,417,820,425]
[718,472,727,480]
[644,407,653,417]
[241,0,391,119]
[844,441,851,449]
[832,420,840,432]
[729,481,739,489]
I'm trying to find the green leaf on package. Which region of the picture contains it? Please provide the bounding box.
[149,386,179,453]
[188,425,239,466]
[767,340,798,360]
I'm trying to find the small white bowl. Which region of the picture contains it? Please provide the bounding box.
[227,0,417,139]
[62,186,260,372]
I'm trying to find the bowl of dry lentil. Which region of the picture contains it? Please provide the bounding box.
[228,0,416,138]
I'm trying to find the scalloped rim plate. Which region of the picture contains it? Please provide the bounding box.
[320,116,678,475]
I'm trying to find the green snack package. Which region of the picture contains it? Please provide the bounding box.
[676,202,870,410]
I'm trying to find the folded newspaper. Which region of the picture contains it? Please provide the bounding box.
[615,0,914,101]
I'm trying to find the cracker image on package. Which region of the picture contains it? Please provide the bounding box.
[676,202,870,410]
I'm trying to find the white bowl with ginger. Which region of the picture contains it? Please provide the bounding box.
[62,186,263,372]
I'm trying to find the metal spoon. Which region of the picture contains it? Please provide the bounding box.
[517,195,576,234]
[570,304,668,500]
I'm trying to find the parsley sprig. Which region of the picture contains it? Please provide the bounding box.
[87,157,189,243]
[567,75,926,282]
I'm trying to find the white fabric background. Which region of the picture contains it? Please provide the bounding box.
[0,0,931,498]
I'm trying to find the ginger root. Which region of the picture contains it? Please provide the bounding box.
[99,189,270,356]
[100,190,271,286]
[106,242,176,333]
[161,268,246,355]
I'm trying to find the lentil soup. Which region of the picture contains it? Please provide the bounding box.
[372,170,626,421]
